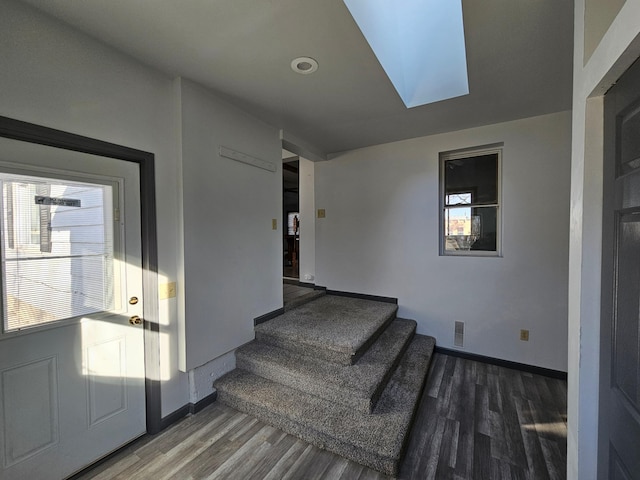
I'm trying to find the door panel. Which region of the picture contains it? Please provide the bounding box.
[1,356,59,467]
[601,57,640,480]
[610,446,634,480]
[0,137,145,480]
[86,337,128,426]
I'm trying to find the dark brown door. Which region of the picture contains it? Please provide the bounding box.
[600,57,640,480]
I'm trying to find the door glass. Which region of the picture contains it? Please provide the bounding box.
[613,214,640,409]
[620,103,640,175]
[1,173,116,332]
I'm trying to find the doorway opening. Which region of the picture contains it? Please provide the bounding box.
[280,145,317,310]
[282,152,299,280]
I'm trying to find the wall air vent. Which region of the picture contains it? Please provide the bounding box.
[454,321,464,347]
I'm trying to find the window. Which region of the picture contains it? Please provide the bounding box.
[1,173,117,332]
[440,146,501,255]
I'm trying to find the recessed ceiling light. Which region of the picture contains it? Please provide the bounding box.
[291,57,318,75]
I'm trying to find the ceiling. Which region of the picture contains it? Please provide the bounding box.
[21,0,574,157]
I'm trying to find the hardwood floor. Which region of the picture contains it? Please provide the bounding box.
[283,283,314,306]
[74,354,567,480]
[401,354,567,480]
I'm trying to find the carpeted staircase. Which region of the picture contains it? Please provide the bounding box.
[214,294,436,476]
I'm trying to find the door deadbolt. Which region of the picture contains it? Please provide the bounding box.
[129,315,142,326]
[129,297,139,305]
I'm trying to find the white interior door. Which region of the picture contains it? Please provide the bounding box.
[0,137,146,480]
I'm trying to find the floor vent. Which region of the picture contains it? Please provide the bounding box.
[454,321,464,347]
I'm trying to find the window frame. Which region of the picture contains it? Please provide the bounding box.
[439,144,503,257]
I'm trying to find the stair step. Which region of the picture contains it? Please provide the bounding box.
[255,295,398,365]
[238,318,416,413]
[215,335,435,476]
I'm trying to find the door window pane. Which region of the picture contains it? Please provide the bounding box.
[2,173,115,331]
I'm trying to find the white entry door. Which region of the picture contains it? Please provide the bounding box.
[0,137,146,480]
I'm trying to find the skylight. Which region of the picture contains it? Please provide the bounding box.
[343,0,469,108]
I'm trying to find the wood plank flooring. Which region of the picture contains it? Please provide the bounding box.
[283,283,314,305]
[74,354,567,480]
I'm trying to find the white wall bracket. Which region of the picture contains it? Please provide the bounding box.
[219,146,276,172]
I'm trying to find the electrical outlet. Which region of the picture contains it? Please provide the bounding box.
[272,218,277,230]
[159,282,177,300]
[317,208,326,218]
[520,329,529,341]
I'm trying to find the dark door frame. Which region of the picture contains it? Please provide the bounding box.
[0,115,162,434]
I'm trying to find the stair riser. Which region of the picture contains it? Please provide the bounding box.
[255,309,397,366]
[215,336,435,477]
[217,390,400,476]
[237,357,372,412]
[237,325,414,414]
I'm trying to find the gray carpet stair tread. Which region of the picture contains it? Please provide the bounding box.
[237,318,416,413]
[215,335,435,476]
[255,295,398,365]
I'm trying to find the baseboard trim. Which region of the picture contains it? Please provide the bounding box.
[254,307,285,326]
[159,390,218,430]
[190,390,218,415]
[159,404,190,431]
[325,289,398,304]
[434,347,567,380]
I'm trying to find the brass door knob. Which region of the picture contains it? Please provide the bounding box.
[129,315,142,326]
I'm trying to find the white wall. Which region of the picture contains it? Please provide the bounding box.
[0,0,189,417]
[583,0,627,63]
[316,111,571,371]
[177,78,282,372]
[568,1,640,478]
[299,157,316,282]
[188,350,236,404]
[0,0,283,417]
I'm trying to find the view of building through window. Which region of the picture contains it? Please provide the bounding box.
[445,192,473,235]
[1,173,116,331]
